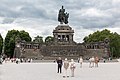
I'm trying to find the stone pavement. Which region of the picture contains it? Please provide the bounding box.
[0,62,120,80]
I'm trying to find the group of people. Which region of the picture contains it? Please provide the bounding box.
[57,57,76,77]
[1,58,33,64]
[89,56,99,68]
[56,56,99,78]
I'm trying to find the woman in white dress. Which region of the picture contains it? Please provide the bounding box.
[70,59,76,77]
[63,58,69,78]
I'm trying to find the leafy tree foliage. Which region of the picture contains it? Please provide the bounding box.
[0,34,3,55]
[83,29,120,57]
[4,30,19,57]
[83,29,111,43]
[45,36,54,44]
[19,30,32,42]
[4,30,31,57]
[109,32,120,57]
[33,35,43,43]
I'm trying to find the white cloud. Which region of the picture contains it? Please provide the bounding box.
[81,8,108,17]
[74,28,93,42]
[0,0,120,42]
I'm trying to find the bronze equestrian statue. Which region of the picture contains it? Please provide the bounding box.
[58,6,69,24]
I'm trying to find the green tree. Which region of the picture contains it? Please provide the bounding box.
[84,29,111,43]
[45,36,54,44]
[83,29,120,57]
[109,32,120,57]
[33,35,43,43]
[4,30,31,57]
[19,30,31,42]
[4,30,19,57]
[0,34,3,55]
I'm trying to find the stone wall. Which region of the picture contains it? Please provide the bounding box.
[84,49,105,59]
[40,45,84,57]
[14,24,110,59]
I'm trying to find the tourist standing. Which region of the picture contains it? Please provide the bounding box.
[28,58,31,63]
[20,58,23,63]
[16,58,19,64]
[95,56,99,67]
[70,59,76,77]
[89,58,92,68]
[77,58,80,63]
[30,58,33,63]
[91,56,95,68]
[89,56,95,68]
[57,57,63,73]
[79,56,83,68]
[63,58,69,78]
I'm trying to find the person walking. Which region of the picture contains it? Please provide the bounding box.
[79,56,83,68]
[70,59,76,77]
[57,57,63,73]
[63,58,69,78]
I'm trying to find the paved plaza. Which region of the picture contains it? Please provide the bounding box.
[0,61,120,80]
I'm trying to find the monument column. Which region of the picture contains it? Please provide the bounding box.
[65,35,67,41]
[69,34,73,43]
[55,35,58,42]
[60,35,62,41]
[53,6,75,45]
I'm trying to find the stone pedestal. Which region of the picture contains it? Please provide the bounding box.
[53,24,75,45]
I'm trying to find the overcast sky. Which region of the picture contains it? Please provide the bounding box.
[0,0,120,42]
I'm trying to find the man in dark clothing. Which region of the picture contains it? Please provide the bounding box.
[57,57,63,73]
